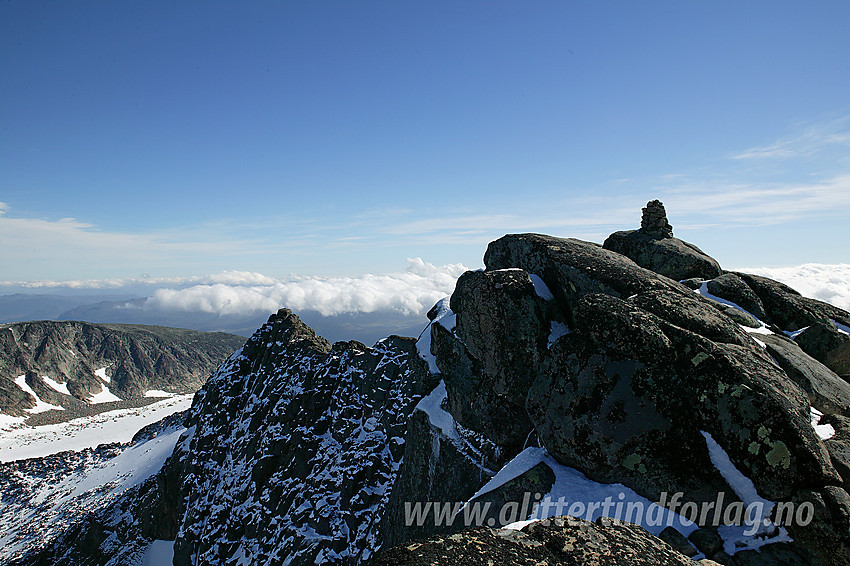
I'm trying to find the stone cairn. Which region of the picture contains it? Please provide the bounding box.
[639,199,673,238]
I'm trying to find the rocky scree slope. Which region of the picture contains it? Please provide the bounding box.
[0,321,245,421]
[16,201,850,566]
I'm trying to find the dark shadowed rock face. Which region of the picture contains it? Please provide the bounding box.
[602,200,722,281]
[0,321,244,417]
[433,269,550,453]
[371,516,696,566]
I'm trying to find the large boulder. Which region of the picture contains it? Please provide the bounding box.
[733,272,833,331]
[705,273,767,321]
[602,200,722,281]
[483,234,683,319]
[795,323,850,377]
[760,333,850,416]
[822,413,850,485]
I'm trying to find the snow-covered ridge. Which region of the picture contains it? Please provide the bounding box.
[0,421,187,563]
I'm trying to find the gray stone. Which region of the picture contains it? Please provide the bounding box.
[706,273,767,321]
[733,272,832,331]
[484,233,684,314]
[604,229,723,281]
[659,526,697,557]
[435,269,549,452]
[760,333,850,416]
[822,413,850,485]
[688,527,723,557]
[640,199,674,238]
[795,322,850,377]
[599,200,722,281]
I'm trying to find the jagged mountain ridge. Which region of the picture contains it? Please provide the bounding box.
[12,201,850,565]
[0,320,245,420]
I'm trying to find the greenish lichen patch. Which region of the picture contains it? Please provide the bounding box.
[691,352,710,366]
[730,384,749,398]
[748,442,760,455]
[623,453,646,473]
[766,441,791,469]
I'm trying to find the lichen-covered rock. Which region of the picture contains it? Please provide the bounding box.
[760,333,850,416]
[603,230,723,281]
[526,292,839,505]
[371,516,697,566]
[706,273,767,321]
[629,289,758,349]
[785,487,850,566]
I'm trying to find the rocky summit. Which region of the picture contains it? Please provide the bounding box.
[10,201,850,566]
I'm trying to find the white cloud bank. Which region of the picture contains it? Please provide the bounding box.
[143,258,469,317]
[144,262,850,318]
[737,263,850,312]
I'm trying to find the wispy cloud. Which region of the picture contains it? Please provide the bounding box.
[732,115,850,160]
[660,174,850,226]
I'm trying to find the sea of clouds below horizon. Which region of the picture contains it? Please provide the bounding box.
[2,260,849,318]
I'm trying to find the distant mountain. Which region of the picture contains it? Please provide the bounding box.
[0,320,245,421]
[0,293,141,323]
[0,294,428,345]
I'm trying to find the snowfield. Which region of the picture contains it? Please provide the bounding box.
[0,393,193,463]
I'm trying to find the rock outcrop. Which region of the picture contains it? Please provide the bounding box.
[603,200,722,280]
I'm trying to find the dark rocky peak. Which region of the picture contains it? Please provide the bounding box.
[640,199,674,239]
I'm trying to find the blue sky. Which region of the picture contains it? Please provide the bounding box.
[2,1,849,284]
